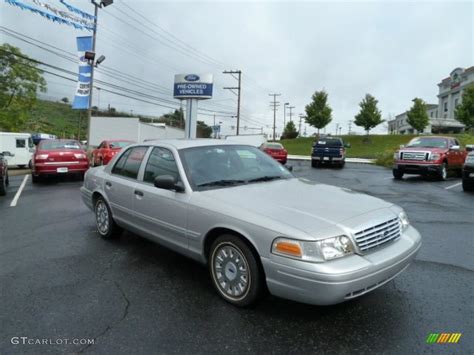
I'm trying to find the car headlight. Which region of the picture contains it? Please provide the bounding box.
[399,211,410,231]
[430,153,441,161]
[272,235,354,262]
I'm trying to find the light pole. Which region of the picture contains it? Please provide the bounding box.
[283,102,289,128]
[287,106,295,122]
[86,0,114,148]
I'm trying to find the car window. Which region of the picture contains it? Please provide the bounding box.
[39,140,82,150]
[143,147,180,183]
[16,139,26,148]
[316,139,342,147]
[98,142,105,149]
[112,146,148,179]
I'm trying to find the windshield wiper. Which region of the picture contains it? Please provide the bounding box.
[247,175,283,183]
[197,179,246,188]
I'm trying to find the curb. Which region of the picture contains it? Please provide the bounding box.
[288,155,375,164]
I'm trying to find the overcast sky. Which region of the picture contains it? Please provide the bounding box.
[1,0,473,136]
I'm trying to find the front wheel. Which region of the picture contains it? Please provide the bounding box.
[94,197,122,239]
[438,163,448,181]
[209,235,264,307]
[462,177,474,192]
[393,169,403,180]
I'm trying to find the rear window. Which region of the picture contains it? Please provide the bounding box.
[109,141,133,149]
[316,139,342,147]
[265,143,283,149]
[39,140,82,150]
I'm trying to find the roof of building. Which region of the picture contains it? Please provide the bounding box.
[439,66,474,85]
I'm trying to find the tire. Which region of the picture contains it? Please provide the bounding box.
[31,173,40,184]
[311,160,318,168]
[393,169,403,180]
[209,234,264,307]
[94,197,122,239]
[462,175,474,192]
[438,162,448,181]
[0,176,6,196]
[28,160,32,169]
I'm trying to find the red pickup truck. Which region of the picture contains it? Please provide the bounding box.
[393,136,467,181]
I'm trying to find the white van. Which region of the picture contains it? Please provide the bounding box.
[0,132,35,168]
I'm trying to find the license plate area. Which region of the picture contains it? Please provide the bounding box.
[324,157,329,161]
[57,167,68,173]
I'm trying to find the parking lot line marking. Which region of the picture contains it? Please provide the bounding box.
[445,182,462,190]
[10,175,29,207]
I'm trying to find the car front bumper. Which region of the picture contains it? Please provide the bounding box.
[261,225,421,305]
[393,162,441,175]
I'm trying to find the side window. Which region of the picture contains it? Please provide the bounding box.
[16,139,26,148]
[98,142,104,149]
[111,147,147,179]
[144,147,180,183]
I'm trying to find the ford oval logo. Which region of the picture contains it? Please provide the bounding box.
[185,74,200,82]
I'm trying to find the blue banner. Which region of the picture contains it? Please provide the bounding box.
[72,36,93,110]
[173,83,213,99]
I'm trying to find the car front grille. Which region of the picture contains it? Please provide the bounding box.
[353,217,401,252]
[400,151,428,161]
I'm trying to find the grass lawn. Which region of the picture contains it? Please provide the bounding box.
[281,133,474,166]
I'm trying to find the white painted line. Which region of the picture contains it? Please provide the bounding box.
[10,175,29,207]
[445,182,462,190]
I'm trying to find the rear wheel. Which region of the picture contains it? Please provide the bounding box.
[31,173,40,184]
[94,197,122,239]
[0,175,6,196]
[393,169,403,180]
[311,160,318,168]
[438,162,448,181]
[209,234,264,307]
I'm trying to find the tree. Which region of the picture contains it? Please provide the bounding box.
[282,120,298,139]
[354,94,383,136]
[61,97,69,104]
[0,43,46,131]
[305,90,332,135]
[455,84,474,129]
[406,98,429,134]
[197,121,212,138]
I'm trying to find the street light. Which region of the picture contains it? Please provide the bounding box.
[283,102,289,128]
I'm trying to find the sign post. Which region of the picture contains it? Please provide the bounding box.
[174,74,213,139]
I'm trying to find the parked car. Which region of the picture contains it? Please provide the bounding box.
[0,151,10,196]
[0,132,35,168]
[462,152,474,192]
[32,139,89,183]
[393,136,467,180]
[259,142,288,164]
[311,137,348,168]
[81,139,421,307]
[91,140,134,166]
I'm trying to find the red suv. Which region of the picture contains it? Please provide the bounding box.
[91,140,134,166]
[260,142,288,164]
[32,139,89,182]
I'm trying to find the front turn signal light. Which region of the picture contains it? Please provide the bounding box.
[273,239,302,258]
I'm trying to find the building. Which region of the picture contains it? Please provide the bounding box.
[389,66,473,134]
[89,116,184,146]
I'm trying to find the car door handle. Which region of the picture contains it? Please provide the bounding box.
[134,190,144,197]
[105,181,112,188]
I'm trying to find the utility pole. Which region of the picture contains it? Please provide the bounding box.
[335,123,339,135]
[223,70,242,135]
[283,102,289,128]
[348,120,352,135]
[287,106,295,122]
[298,114,305,136]
[269,93,281,141]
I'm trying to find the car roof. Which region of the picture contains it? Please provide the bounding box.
[142,139,248,150]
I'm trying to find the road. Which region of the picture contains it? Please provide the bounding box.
[0,163,472,354]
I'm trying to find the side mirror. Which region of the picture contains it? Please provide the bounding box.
[344,143,351,148]
[154,175,184,192]
[399,144,405,149]
[2,151,14,157]
[466,145,474,152]
[450,145,460,151]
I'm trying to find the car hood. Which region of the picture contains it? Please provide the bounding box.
[399,147,447,153]
[199,178,393,234]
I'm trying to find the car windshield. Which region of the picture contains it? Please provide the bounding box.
[109,141,132,149]
[39,140,82,150]
[265,143,284,149]
[316,139,342,147]
[180,144,293,190]
[406,137,447,148]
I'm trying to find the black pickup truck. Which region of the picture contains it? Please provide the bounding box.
[311,137,349,168]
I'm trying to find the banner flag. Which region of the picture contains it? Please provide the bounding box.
[72,36,93,110]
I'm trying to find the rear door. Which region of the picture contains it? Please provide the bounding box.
[132,146,189,251]
[105,146,149,226]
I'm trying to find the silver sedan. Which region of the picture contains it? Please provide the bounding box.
[81,139,422,307]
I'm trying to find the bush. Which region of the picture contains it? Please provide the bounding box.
[375,149,396,168]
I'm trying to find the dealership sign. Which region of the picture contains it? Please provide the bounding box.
[173,74,213,99]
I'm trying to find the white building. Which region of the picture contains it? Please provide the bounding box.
[388,66,473,134]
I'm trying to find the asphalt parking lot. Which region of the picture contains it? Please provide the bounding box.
[1,162,472,354]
